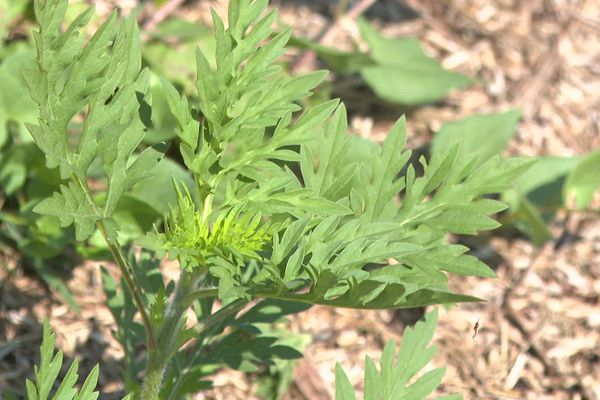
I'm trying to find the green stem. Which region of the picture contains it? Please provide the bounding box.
[72,175,157,351]
[139,354,164,399]
[166,299,246,400]
[96,220,157,351]
[139,270,203,400]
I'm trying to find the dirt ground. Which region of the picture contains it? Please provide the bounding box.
[1,0,599,399]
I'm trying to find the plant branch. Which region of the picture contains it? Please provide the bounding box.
[140,270,204,400]
[72,175,157,351]
[95,221,157,349]
[166,299,247,400]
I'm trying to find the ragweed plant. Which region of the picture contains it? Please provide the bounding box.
[25,0,532,398]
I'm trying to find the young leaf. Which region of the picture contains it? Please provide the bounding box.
[26,320,100,400]
[335,310,461,400]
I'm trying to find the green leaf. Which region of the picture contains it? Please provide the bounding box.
[28,0,165,240]
[335,310,461,400]
[427,205,501,235]
[365,116,411,222]
[564,149,600,209]
[33,181,98,241]
[271,218,309,266]
[202,331,303,372]
[292,270,482,309]
[270,189,352,216]
[513,156,579,195]
[27,320,100,400]
[358,19,473,105]
[74,365,100,400]
[258,113,531,309]
[52,360,80,400]
[55,0,531,321]
[301,104,353,197]
[335,363,357,400]
[163,4,336,201]
[432,109,522,163]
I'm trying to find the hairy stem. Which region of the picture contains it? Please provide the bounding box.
[166,299,246,400]
[139,270,203,399]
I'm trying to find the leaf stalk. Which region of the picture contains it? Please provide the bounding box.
[96,219,157,351]
[71,174,158,352]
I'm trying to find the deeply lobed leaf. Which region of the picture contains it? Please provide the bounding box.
[27,0,163,240]
[335,310,461,400]
[29,0,532,312]
[26,320,100,400]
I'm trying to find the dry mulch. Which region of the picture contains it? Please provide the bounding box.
[1,0,599,399]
